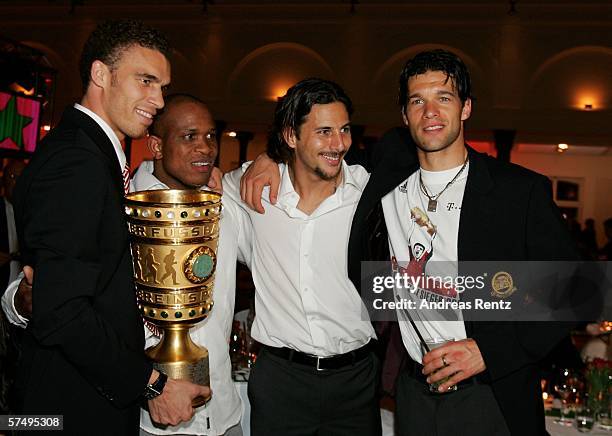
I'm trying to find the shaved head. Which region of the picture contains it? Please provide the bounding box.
[149,93,209,138]
[147,93,217,189]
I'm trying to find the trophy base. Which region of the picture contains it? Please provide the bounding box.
[146,327,211,408]
[152,356,210,408]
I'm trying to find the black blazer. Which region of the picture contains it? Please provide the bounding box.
[13,107,151,435]
[348,128,579,436]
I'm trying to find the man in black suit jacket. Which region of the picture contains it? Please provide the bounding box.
[347,50,579,435]
[11,20,208,435]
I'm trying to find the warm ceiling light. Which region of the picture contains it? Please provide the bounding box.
[575,90,600,111]
[227,131,237,137]
[42,125,51,131]
[9,83,35,96]
[275,89,288,99]
[270,83,292,101]
[557,143,569,153]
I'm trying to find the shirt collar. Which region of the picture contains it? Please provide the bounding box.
[277,160,362,208]
[132,160,212,193]
[341,161,364,192]
[74,103,126,171]
[132,160,168,191]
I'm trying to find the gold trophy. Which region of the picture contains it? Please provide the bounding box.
[124,189,222,407]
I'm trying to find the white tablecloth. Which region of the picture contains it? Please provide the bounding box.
[546,416,611,436]
[380,411,612,435]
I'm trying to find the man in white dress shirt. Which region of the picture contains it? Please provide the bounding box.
[223,78,380,436]
[135,93,249,436]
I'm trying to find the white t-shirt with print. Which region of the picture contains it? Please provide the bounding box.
[382,163,469,363]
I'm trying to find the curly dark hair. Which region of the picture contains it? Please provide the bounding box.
[79,19,171,92]
[267,78,353,164]
[398,49,472,113]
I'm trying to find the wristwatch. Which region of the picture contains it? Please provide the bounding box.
[143,370,168,400]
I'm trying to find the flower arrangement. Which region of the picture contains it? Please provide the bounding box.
[585,358,612,416]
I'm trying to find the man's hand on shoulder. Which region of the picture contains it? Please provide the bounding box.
[239,153,280,214]
[206,166,224,194]
[147,370,211,426]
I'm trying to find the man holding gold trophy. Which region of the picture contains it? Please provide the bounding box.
[1,20,210,435]
[3,92,249,436]
[131,93,249,436]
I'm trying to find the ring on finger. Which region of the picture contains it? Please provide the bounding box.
[441,355,448,367]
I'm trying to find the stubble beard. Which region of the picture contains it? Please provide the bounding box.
[314,163,343,182]
[413,125,461,156]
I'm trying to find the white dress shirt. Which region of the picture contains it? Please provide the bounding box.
[223,162,376,357]
[2,103,127,328]
[73,103,127,171]
[135,161,252,436]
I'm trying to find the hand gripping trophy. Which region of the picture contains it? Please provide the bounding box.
[125,189,221,407]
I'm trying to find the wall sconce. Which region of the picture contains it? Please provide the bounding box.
[227,131,237,138]
[584,104,593,110]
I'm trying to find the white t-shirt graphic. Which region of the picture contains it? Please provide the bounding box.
[382,163,470,362]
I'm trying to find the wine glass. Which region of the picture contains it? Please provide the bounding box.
[554,368,577,426]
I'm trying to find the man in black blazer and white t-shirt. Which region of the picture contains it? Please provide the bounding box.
[347,50,580,436]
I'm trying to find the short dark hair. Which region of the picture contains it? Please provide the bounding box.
[398,49,472,113]
[149,93,208,137]
[79,19,171,91]
[267,78,353,164]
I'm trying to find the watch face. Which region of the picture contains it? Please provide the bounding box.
[144,372,167,400]
[147,387,160,397]
[144,386,161,400]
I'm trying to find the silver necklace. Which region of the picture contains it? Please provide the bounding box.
[418,156,468,212]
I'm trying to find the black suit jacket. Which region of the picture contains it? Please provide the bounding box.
[348,127,579,436]
[13,106,151,435]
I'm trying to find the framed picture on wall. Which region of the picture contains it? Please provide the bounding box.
[556,180,580,202]
[551,177,583,222]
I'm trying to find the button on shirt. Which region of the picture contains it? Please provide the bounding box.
[224,162,376,357]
